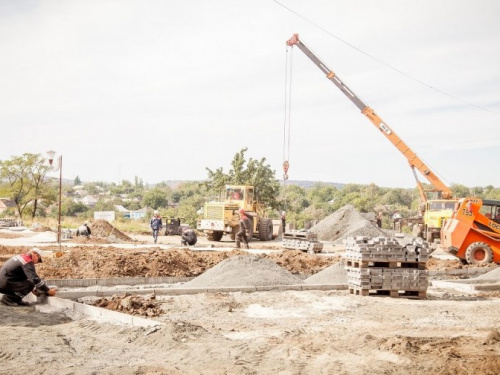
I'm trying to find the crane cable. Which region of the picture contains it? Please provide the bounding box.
[283,46,293,180]
[282,45,293,214]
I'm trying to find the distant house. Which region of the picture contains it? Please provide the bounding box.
[81,195,99,207]
[130,207,148,220]
[114,205,130,218]
[74,189,89,197]
[0,198,16,214]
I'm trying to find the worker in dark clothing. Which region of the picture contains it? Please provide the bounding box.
[0,248,56,306]
[150,210,163,244]
[281,211,286,235]
[76,222,91,238]
[181,228,198,246]
[376,212,383,228]
[235,208,250,249]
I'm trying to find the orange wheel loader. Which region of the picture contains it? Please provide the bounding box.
[441,197,500,264]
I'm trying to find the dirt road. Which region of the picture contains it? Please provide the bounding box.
[0,228,499,374]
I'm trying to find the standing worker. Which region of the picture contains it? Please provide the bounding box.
[0,248,57,306]
[181,228,198,246]
[150,210,163,244]
[281,211,287,235]
[376,212,383,228]
[235,208,250,249]
[76,222,91,238]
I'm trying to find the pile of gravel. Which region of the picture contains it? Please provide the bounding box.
[474,266,500,281]
[304,264,348,285]
[309,205,385,244]
[180,255,304,288]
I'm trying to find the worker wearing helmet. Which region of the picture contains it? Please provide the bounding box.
[150,210,163,244]
[0,248,57,306]
[235,209,250,249]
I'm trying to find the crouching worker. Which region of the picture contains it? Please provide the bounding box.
[181,228,197,246]
[0,248,56,306]
[76,222,91,238]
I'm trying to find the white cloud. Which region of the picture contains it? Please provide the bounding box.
[0,0,499,188]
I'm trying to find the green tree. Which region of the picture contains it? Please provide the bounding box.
[450,184,471,199]
[59,198,89,217]
[0,153,52,219]
[143,187,170,209]
[94,199,115,212]
[204,148,280,209]
[74,176,82,186]
[281,184,309,213]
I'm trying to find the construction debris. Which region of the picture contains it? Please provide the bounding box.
[92,293,163,317]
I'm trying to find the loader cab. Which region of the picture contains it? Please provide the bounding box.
[480,200,500,223]
[227,187,244,201]
[427,201,457,212]
[225,185,256,212]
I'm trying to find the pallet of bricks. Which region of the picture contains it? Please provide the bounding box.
[282,230,323,253]
[344,236,430,299]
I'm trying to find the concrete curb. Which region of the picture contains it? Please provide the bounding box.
[431,279,500,291]
[55,283,348,299]
[27,295,162,328]
[428,267,497,277]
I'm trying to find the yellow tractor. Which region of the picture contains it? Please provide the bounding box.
[197,185,275,242]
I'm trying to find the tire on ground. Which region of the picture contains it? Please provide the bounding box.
[258,218,274,241]
[207,231,224,241]
[465,241,493,265]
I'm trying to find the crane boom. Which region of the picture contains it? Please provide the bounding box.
[286,33,452,200]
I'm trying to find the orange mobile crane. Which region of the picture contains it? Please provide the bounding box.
[286,34,456,242]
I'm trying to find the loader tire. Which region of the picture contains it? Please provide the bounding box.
[465,242,493,265]
[258,218,274,241]
[207,231,224,242]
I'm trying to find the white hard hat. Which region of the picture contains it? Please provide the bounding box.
[32,248,43,262]
[154,210,159,214]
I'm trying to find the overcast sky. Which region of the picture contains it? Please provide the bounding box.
[1,0,499,189]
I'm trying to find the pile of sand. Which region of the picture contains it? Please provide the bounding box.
[304,264,348,285]
[181,255,304,288]
[309,205,385,244]
[89,219,132,241]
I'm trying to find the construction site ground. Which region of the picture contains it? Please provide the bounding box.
[1,223,499,375]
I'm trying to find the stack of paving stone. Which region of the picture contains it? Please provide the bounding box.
[282,230,324,253]
[344,236,430,298]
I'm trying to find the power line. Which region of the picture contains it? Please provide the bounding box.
[272,0,500,116]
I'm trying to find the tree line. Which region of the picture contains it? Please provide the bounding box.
[1,149,500,229]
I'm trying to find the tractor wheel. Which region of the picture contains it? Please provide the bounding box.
[258,218,274,241]
[465,242,493,265]
[207,231,224,242]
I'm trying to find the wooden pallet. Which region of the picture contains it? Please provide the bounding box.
[346,259,426,270]
[283,230,318,240]
[349,288,427,299]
